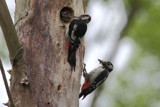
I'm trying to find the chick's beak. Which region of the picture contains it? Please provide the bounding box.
[68,14,72,18]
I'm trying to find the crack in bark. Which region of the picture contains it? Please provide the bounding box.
[14,12,29,26]
[12,46,24,65]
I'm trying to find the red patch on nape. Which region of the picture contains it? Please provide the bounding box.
[65,10,70,13]
[67,41,69,51]
[81,78,91,91]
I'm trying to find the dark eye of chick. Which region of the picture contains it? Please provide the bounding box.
[64,12,67,15]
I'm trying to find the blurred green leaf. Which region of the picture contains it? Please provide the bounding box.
[107,50,160,107]
[103,0,108,2]
[126,0,160,59]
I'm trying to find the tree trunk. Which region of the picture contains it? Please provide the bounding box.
[11,0,85,107]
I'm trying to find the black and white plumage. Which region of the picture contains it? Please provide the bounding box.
[79,59,113,99]
[66,14,91,71]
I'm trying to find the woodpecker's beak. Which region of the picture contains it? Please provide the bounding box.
[98,59,108,67]
[98,59,106,64]
[68,14,72,18]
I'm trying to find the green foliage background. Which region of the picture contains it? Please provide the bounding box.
[128,0,160,59]
[92,0,160,107]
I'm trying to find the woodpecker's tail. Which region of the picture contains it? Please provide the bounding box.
[67,40,80,71]
[79,91,86,100]
[68,47,76,71]
[79,92,83,99]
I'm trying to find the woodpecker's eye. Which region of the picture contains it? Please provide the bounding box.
[61,12,67,17]
[63,12,67,15]
[86,16,91,23]
[79,14,91,23]
[84,16,91,23]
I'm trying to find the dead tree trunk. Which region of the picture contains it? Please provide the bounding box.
[11,0,85,107]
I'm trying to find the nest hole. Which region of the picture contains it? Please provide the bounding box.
[60,7,74,23]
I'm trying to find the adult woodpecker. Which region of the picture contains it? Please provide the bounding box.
[66,14,91,71]
[79,59,114,99]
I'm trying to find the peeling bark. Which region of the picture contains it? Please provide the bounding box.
[12,0,85,107]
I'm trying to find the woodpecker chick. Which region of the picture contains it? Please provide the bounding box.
[60,8,73,23]
[79,59,113,100]
[66,14,91,71]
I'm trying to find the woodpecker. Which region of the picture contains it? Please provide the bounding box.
[66,14,91,71]
[79,59,114,99]
[60,9,72,22]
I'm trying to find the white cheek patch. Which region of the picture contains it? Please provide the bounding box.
[82,17,89,21]
[66,28,69,38]
[109,65,113,70]
[71,24,77,41]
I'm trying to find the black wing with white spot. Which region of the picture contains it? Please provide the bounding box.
[79,69,109,99]
[92,69,109,87]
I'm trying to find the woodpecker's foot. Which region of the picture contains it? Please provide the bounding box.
[83,63,86,73]
[83,63,88,78]
[83,63,86,68]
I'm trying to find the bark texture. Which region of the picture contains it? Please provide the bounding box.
[12,0,85,107]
